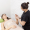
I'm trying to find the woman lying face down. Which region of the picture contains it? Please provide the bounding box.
[1,14,24,30]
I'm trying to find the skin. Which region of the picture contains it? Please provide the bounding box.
[1,14,18,30]
[15,6,28,26]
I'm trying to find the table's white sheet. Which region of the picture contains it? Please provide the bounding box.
[0,23,1,30]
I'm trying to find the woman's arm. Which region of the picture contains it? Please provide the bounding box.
[5,26,11,30]
[5,25,16,30]
[15,14,19,25]
[1,22,5,30]
[19,17,21,19]
[15,14,26,26]
[16,19,19,25]
[15,14,21,19]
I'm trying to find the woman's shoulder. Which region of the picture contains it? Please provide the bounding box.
[1,22,5,25]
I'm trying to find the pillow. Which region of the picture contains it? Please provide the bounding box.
[0,17,4,23]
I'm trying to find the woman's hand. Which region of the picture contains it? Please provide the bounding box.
[15,14,19,19]
[5,29,8,30]
[11,25,16,29]
[5,25,16,30]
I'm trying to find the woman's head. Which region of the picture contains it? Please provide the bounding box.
[1,14,7,20]
[21,2,29,11]
[1,14,11,20]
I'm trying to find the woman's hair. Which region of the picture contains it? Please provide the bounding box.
[1,14,11,20]
[21,2,29,9]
